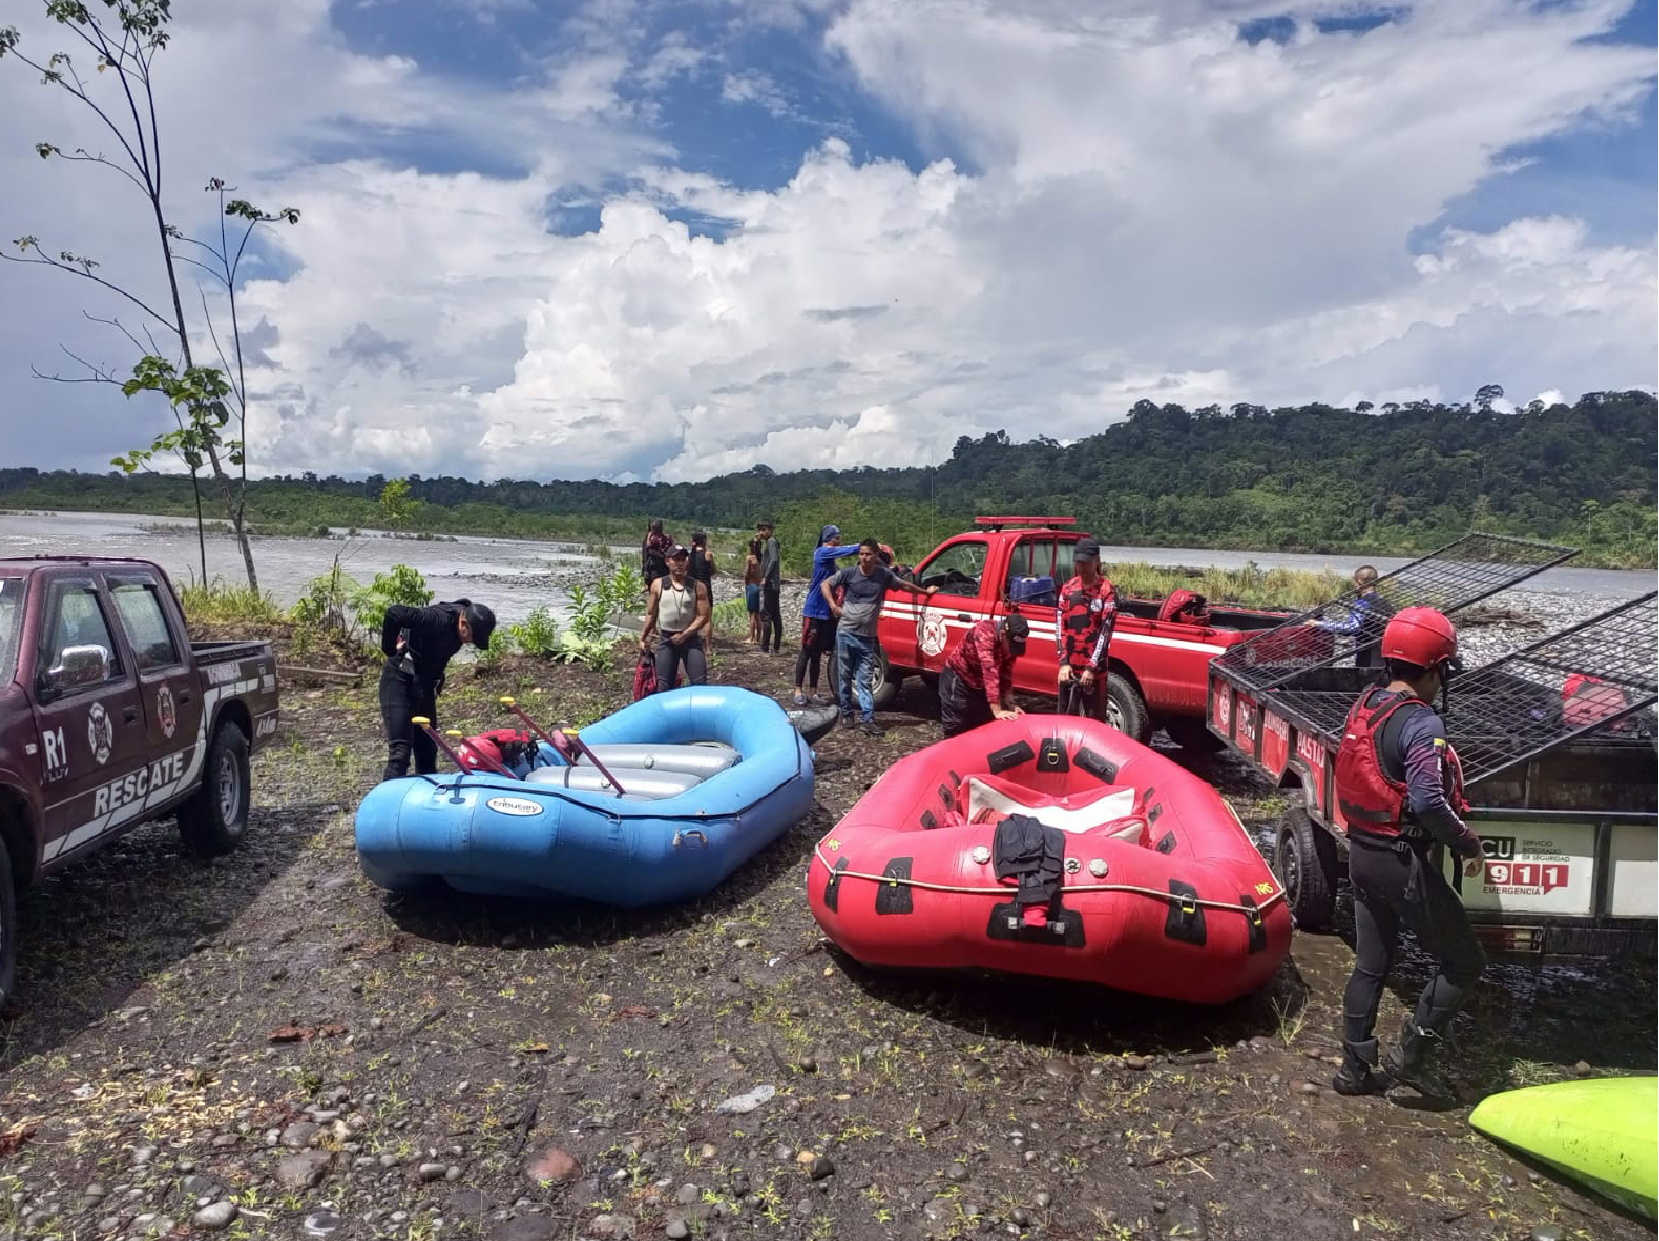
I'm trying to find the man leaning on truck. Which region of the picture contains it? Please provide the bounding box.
[1331,606,1485,1103]
[379,599,497,781]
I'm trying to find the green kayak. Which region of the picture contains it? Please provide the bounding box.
[1469,1076,1657,1220]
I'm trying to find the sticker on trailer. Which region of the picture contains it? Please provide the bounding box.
[1214,685,1232,732]
[157,684,177,739]
[919,613,949,658]
[1260,711,1291,776]
[1607,825,1657,919]
[1295,731,1324,770]
[87,702,114,765]
[1450,823,1597,916]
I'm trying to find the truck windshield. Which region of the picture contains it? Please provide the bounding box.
[0,576,21,684]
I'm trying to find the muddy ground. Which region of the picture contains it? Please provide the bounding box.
[1,635,1653,1241]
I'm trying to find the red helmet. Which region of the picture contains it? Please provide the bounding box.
[1381,607,1458,669]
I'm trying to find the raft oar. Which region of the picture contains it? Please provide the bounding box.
[444,729,519,780]
[500,695,629,796]
[412,716,470,773]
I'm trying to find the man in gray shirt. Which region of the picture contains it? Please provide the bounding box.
[757,519,783,654]
[822,538,937,735]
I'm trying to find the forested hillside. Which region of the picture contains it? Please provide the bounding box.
[2,391,1652,567]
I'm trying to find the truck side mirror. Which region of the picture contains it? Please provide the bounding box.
[44,643,112,694]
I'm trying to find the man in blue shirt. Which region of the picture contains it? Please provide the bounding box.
[824,539,938,735]
[793,524,859,706]
[1310,565,1394,669]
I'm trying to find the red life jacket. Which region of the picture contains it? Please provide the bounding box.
[1058,575,1111,668]
[1563,673,1628,730]
[1334,687,1467,840]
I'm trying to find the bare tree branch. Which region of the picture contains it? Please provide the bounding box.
[0,243,176,330]
[9,43,151,188]
[32,343,121,386]
[50,146,146,194]
[200,284,242,407]
[82,308,146,355]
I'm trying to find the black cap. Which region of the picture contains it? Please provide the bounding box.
[461,601,496,651]
[1074,538,1100,561]
[668,544,691,558]
[1002,614,1030,654]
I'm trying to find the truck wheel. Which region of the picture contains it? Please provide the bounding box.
[179,721,251,859]
[1275,805,1338,931]
[0,844,16,1012]
[1164,717,1224,753]
[1104,677,1151,744]
[827,644,905,711]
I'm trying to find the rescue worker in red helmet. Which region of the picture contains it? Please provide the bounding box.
[1332,606,1486,1101]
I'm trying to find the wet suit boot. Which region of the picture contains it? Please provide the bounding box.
[1331,1038,1386,1097]
[1383,1019,1457,1101]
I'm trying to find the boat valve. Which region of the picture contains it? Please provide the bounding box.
[1064,857,1080,874]
[1088,858,1108,878]
[971,846,991,865]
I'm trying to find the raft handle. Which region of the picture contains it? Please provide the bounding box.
[673,829,709,849]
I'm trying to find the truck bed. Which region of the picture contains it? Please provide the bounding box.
[192,639,275,666]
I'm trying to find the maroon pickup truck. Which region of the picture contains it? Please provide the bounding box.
[0,556,279,1004]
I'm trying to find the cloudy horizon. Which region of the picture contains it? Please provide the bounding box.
[1,0,1653,485]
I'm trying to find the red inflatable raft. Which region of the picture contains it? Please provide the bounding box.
[807,716,1291,1004]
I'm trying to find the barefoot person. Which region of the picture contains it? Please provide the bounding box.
[1331,607,1485,1101]
[378,599,496,780]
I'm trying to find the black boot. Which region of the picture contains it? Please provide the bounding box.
[1332,1038,1386,1096]
[1384,1019,1457,1100]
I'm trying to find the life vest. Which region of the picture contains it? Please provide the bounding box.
[456,728,540,774]
[1059,575,1111,668]
[1334,687,1467,842]
[1563,673,1629,730]
[1158,589,1209,626]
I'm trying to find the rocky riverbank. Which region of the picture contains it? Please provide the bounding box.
[0,614,1652,1241]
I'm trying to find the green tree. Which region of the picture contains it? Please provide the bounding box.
[378,477,414,527]
[0,0,298,589]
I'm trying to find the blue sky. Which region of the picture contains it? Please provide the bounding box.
[0,0,1653,482]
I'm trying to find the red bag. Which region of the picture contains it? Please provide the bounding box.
[632,650,683,701]
[1158,589,1210,625]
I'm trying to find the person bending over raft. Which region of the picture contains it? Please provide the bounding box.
[378,598,497,781]
[1333,606,1485,1102]
[640,544,712,691]
[938,615,1028,737]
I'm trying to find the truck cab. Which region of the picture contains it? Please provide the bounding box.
[0,556,279,1006]
[872,517,1295,742]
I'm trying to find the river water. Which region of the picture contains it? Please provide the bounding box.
[0,510,1651,625]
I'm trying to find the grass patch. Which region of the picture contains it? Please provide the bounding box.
[1104,560,1345,611]
[176,577,285,626]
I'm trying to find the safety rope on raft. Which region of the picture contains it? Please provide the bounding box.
[811,843,1286,917]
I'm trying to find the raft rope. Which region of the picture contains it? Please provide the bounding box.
[811,842,1286,917]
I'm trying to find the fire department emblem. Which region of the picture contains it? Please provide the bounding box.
[157,684,177,739]
[920,613,949,658]
[87,702,114,765]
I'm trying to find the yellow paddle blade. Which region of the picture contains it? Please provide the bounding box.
[500,695,516,706]
[412,716,431,727]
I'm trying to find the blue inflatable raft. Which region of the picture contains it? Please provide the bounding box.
[355,685,816,906]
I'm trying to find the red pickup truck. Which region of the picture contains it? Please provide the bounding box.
[0,556,280,1005]
[865,518,1302,743]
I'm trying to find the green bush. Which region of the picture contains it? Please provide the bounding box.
[352,563,434,639]
[177,578,283,626]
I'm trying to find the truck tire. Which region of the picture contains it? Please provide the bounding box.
[1104,676,1151,744]
[179,721,251,859]
[0,843,16,1012]
[1275,805,1338,931]
[1164,717,1224,753]
[827,644,904,712]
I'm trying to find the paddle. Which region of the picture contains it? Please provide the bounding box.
[500,695,630,796]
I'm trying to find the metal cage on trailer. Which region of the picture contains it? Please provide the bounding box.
[1204,533,1657,960]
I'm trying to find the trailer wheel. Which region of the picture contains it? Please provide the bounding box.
[1104,677,1151,744]
[179,721,251,859]
[1275,805,1338,931]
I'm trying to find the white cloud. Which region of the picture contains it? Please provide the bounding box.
[0,0,1653,484]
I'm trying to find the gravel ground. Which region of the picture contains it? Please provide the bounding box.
[0,593,1651,1241]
